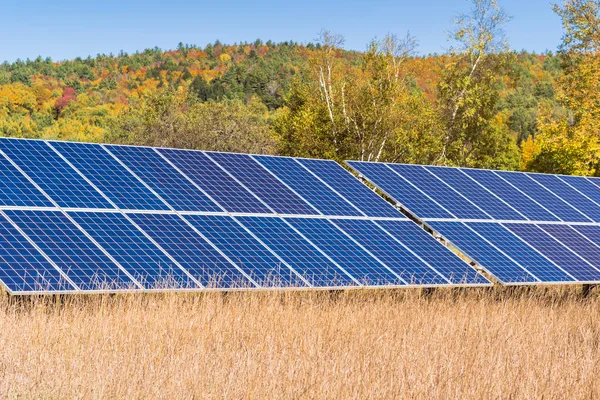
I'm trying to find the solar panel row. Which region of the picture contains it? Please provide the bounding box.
[348,161,600,285]
[0,138,489,293]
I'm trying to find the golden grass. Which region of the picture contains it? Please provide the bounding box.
[0,287,599,398]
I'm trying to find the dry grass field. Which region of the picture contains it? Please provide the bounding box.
[0,287,599,398]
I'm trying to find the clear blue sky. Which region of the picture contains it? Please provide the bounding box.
[1,0,561,63]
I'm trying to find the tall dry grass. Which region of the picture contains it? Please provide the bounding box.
[0,287,599,398]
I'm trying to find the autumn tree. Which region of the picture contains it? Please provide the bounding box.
[436,0,520,169]
[275,30,442,163]
[522,0,600,175]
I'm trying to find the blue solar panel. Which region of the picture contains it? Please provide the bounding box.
[207,152,317,215]
[461,168,559,221]
[428,221,537,283]
[572,225,600,252]
[302,159,403,218]
[238,216,357,287]
[0,213,74,292]
[128,213,254,288]
[504,223,600,281]
[107,145,222,212]
[5,210,136,290]
[158,149,272,214]
[0,139,113,209]
[376,220,490,284]
[70,212,198,289]
[285,217,403,285]
[254,156,363,216]
[495,171,591,222]
[346,161,453,218]
[537,224,600,275]
[528,173,600,222]
[51,142,169,211]
[0,154,53,207]
[332,219,447,285]
[185,215,305,286]
[386,164,491,219]
[465,222,574,282]
[425,166,524,220]
[558,175,600,207]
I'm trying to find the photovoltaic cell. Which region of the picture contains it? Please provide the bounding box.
[51,142,169,211]
[285,217,403,285]
[0,155,53,207]
[537,224,600,274]
[254,155,362,216]
[376,220,490,285]
[301,159,403,218]
[558,175,600,207]
[572,225,600,252]
[461,168,559,221]
[129,213,254,288]
[425,166,524,220]
[158,149,272,214]
[207,152,317,215]
[70,212,198,289]
[495,171,591,222]
[0,139,113,209]
[185,215,304,286]
[238,216,356,287]
[427,221,537,283]
[5,210,136,290]
[346,161,453,218]
[528,173,600,222]
[107,145,222,212]
[465,222,574,282]
[504,223,600,281]
[332,219,446,285]
[386,164,490,219]
[0,213,74,292]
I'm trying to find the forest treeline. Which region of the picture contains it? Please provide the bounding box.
[1,0,599,175]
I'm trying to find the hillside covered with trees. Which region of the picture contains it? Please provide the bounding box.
[1,0,598,175]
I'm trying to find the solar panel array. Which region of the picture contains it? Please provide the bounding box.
[0,138,489,294]
[347,161,600,285]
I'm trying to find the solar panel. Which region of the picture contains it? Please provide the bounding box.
[285,217,404,286]
[50,141,170,211]
[346,161,453,218]
[4,210,137,291]
[375,220,490,284]
[253,156,363,216]
[237,216,358,287]
[495,171,591,222]
[527,174,600,222]
[503,223,600,282]
[424,166,524,220]
[332,219,448,285]
[299,159,404,218]
[427,221,538,284]
[385,164,491,219]
[184,214,307,287]
[207,152,318,215]
[69,211,199,289]
[0,137,493,294]
[537,224,600,274]
[128,213,256,288]
[0,212,75,292]
[106,145,222,212]
[0,139,113,209]
[460,168,559,221]
[158,148,273,214]
[0,154,54,207]
[558,175,600,207]
[465,222,574,282]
